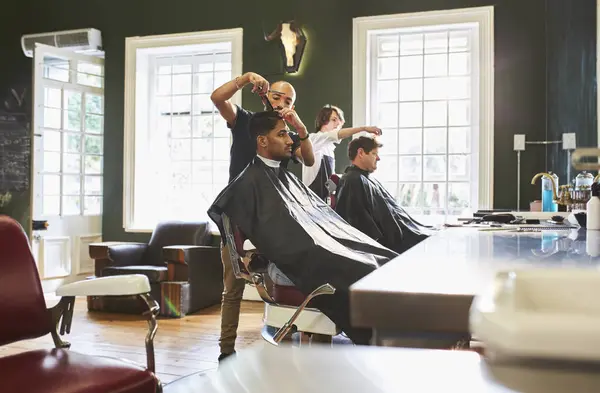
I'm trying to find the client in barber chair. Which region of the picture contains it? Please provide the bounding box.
[208,111,398,345]
[334,136,435,255]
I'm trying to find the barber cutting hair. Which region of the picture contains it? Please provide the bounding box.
[210,72,314,362]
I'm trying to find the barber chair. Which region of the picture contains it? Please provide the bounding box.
[0,215,162,393]
[326,174,341,209]
[221,214,341,346]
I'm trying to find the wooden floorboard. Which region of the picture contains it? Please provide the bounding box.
[0,298,264,383]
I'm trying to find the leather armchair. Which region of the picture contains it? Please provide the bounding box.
[0,215,161,393]
[88,221,223,317]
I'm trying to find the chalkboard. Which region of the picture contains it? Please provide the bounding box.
[0,113,30,192]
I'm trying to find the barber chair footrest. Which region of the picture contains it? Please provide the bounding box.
[263,303,339,336]
[86,283,161,315]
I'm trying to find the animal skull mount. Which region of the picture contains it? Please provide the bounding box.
[265,21,307,73]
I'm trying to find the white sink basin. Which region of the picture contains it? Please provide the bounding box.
[470,268,600,362]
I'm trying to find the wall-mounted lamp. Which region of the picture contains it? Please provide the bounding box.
[265,21,307,73]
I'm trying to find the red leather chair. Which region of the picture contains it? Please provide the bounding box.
[0,215,161,393]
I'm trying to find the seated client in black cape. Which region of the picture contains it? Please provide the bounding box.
[334,136,435,255]
[208,111,398,345]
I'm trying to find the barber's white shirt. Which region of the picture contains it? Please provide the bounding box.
[302,130,340,187]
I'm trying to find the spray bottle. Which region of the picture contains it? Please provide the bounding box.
[586,182,600,230]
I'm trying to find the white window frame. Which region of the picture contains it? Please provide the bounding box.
[123,28,243,232]
[353,6,494,212]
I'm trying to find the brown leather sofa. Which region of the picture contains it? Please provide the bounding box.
[87,221,223,317]
[0,215,160,393]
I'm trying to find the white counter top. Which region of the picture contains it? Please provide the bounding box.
[349,227,600,332]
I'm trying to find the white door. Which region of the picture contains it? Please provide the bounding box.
[31,43,105,293]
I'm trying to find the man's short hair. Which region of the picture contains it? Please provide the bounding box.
[348,136,383,160]
[249,111,283,140]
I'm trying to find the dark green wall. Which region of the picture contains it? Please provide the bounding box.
[0,0,596,241]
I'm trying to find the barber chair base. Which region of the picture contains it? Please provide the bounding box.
[262,303,340,344]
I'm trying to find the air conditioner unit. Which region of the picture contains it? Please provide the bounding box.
[21,28,103,58]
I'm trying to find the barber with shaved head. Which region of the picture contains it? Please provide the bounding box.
[210,72,314,362]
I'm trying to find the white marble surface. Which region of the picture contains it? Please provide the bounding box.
[351,227,600,298]
[164,343,600,393]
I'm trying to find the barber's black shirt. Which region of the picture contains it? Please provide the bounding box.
[227,105,301,183]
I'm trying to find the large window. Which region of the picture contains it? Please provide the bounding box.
[123,29,243,232]
[353,7,493,224]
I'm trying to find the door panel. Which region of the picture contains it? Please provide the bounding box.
[31,44,105,292]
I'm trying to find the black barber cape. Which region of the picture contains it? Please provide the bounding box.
[208,158,398,344]
[335,165,434,255]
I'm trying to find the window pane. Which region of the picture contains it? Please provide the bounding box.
[193,94,213,115]
[213,137,230,158]
[212,160,229,182]
[449,100,470,126]
[193,115,215,137]
[63,153,81,173]
[44,88,61,108]
[424,54,447,77]
[172,95,192,114]
[424,101,447,127]
[170,138,192,160]
[85,176,102,195]
[85,93,104,114]
[43,174,61,195]
[173,63,192,74]
[378,57,399,80]
[192,161,213,184]
[77,62,103,88]
[63,175,81,195]
[449,53,470,75]
[157,75,171,95]
[448,77,470,100]
[448,182,470,210]
[399,79,422,102]
[399,102,422,128]
[172,116,192,138]
[377,80,398,103]
[215,54,232,71]
[378,128,399,155]
[422,183,446,209]
[62,196,81,215]
[214,71,230,88]
[423,127,446,154]
[424,32,448,54]
[399,56,423,78]
[171,162,192,185]
[84,196,102,215]
[84,155,102,174]
[43,196,60,216]
[400,34,423,55]
[44,130,61,152]
[378,35,399,57]
[449,127,470,153]
[194,72,214,94]
[398,128,422,154]
[398,156,421,181]
[449,155,470,181]
[375,155,398,182]
[449,30,470,52]
[377,103,398,128]
[398,183,421,207]
[424,155,446,181]
[424,77,447,100]
[85,114,104,134]
[192,138,213,161]
[44,152,61,172]
[64,133,81,153]
[173,74,192,95]
[44,108,61,129]
[85,135,103,155]
[214,116,229,138]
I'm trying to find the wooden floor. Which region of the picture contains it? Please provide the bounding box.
[0,297,264,383]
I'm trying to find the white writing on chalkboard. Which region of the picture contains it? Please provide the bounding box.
[0,114,30,192]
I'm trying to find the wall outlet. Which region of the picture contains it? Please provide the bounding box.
[562,133,576,150]
[513,134,526,151]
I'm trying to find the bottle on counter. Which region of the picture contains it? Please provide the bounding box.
[586,182,600,230]
[541,172,559,212]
